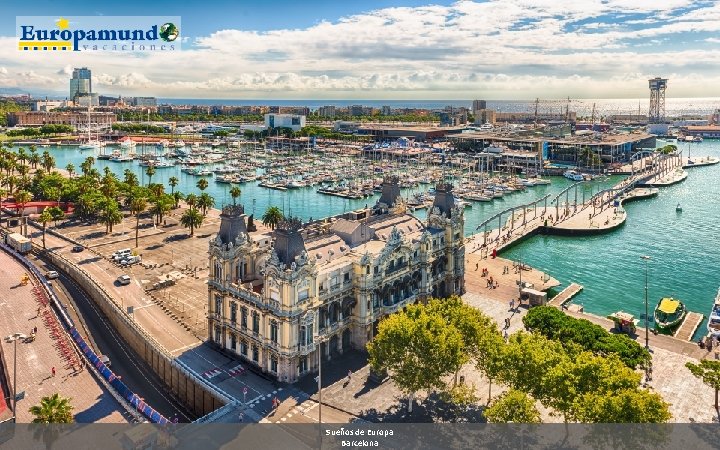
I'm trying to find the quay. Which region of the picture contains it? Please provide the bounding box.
[675,312,704,341]
[547,283,583,307]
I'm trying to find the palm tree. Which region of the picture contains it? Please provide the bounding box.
[41,151,55,172]
[39,209,53,249]
[197,192,215,216]
[65,163,75,178]
[180,207,204,236]
[145,165,156,186]
[29,153,41,170]
[150,194,172,225]
[262,206,284,230]
[196,178,209,191]
[15,190,33,235]
[185,193,197,209]
[229,186,242,205]
[98,199,123,234]
[172,191,184,209]
[130,196,147,248]
[168,176,179,195]
[29,393,74,423]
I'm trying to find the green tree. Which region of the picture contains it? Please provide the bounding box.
[47,206,65,227]
[123,169,139,187]
[523,306,650,369]
[65,163,75,178]
[180,207,204,236]
[367,303,464,412]
[150,194,173,225]
[145,165,156,186]
[168,176,179,195]
[98,199,123,234]
[15,190,33,235]
[172,191,184,208]
[39,209,53,249]
[484,389,541,423]
[28,393,74,423]
[130,196,147,248]
[262,206,284,230]
[196,177,209,191]
[229,186,242,205]
[41,151,55,172]
[197,192,215,216]
[686,360,720,412]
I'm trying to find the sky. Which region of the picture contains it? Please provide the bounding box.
[2,0,720,100]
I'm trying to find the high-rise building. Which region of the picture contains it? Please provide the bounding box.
[318,105,336,118]
[70,67,92,101]
[472,100,487,112]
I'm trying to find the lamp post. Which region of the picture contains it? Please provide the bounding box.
[8,332,27,422]
[641,255,651,350]
[315,335,328,449]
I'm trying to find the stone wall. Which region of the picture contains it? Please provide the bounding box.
[45,250,229,418]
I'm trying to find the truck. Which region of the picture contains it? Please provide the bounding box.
[6,233,32,254]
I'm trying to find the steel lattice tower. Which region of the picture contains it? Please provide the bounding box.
[648,77,668,124]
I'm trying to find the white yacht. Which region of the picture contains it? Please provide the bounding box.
[479,122,494,131]
[563,170,585,181]
[708,288,720,337]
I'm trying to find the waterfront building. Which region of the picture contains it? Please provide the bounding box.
[264,113,306,131]
[381,105,392,116]
[206,177,466,382]
[70,67,92,101]
[7,111,116,127]
[349,105,365,117]
[473,109,496,125]
[75,93,100,107]
[132,97,158,107]
[31,100,70,111]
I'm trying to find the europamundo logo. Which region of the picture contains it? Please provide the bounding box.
[16,16,181,52]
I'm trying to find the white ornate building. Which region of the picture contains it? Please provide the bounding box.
[207,176,465,383]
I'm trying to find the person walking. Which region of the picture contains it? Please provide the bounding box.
[51,367,56,377]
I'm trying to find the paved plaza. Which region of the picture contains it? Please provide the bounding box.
[0,250,129,423]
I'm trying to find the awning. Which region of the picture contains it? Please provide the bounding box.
[658,298,680,314]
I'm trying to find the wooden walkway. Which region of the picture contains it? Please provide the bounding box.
[674,312,704,341]
[548,283,583,307]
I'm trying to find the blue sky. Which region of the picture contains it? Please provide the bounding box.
[1,1,720,99]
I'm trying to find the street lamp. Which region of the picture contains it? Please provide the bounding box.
[641,256,651,350]
[315,335,328,448]
[7,332,27,423]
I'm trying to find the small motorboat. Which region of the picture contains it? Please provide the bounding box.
[654,297,687,333]
[676,203,682,212]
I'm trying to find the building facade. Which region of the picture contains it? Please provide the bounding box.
[207,177,465,383]
[264,113,306,131]
[70,67,92,101]
[7,111,117,127]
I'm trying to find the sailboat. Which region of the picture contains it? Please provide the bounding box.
[79,107,103,150]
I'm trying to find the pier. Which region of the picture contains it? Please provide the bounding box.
[674,312,704,341]
[548,283,584,307]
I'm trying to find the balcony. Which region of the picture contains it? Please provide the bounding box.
[299,343,315,354]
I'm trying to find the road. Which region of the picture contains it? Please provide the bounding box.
[28,250,196,422]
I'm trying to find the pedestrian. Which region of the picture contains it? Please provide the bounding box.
[475,262,479,271]
[51,367,56,377]
[33,326,37,334]
[509,299,515,311]
[238,412,244,422]
[347,369,352,382]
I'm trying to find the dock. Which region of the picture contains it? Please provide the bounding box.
[674,312,704,341]
[548,283,583,307]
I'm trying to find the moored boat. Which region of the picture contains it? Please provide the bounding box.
[654,297,687,332]
[708,288,720,337]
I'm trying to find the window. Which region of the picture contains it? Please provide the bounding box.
[230,333,237,351]
[252,312,260,334]
[307,324,313,343]
[299,356,307,374]
[230,302,237,323]
[298,289,309,301]
[374,266,378,274]
[252,345,259,362]
[214,325,221,343]
[270,320,278,343]
[214,295,223,316]
[344,272,350,282]
[241,307,248,330]
[240,340,247,356]
[214,261,222,280]
[270,355,278,373]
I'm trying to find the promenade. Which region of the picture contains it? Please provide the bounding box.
[0,249,128,423]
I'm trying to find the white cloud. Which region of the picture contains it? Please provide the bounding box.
[0,1,719,99]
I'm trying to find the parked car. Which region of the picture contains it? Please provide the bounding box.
[71,245,84,253]
[120,255,142,266]
[116,275,131,286]
[112,248,132,261]
[98,355,111,368]
[45,271,59,280]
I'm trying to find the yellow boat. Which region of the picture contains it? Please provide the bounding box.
[654,297,686,332]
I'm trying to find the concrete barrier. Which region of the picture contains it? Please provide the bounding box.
[43,249,230,418]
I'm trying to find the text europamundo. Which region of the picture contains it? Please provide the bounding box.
[16,17,181,52]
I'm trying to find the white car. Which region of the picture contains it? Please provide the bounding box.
[45,271,59,280]
[112,249,132,261]
[116,275,131,286]
[120,255,141,266]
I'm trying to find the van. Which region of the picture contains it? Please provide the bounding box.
[112,249,132,261]
[120,255,141,266]
[116,275,131,286]
[98,355,111,368]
